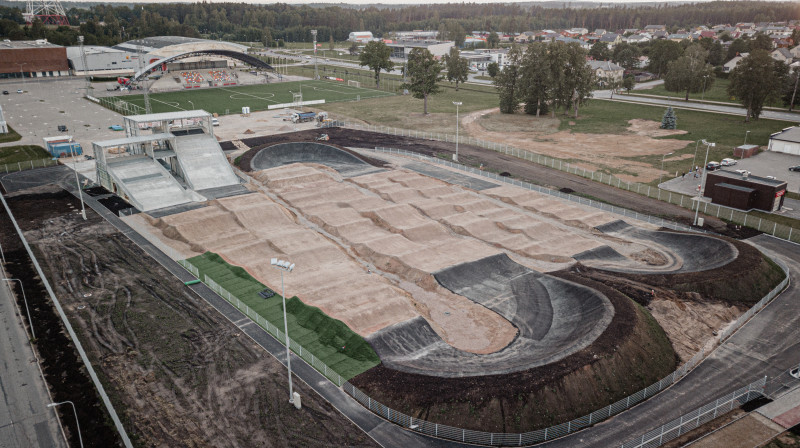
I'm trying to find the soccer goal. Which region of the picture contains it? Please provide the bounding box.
[347,80,361,88]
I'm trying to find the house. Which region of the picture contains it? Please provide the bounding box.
[594,29,607,35]
[668,33,692,42]
[699,30,717,39]
[790,45,800,59]
[569,28,589,36]
[644,25,667,32]
[599,33,622,47]
[588,60,624,85]
[723,53,748,73]
[653,30,669,40]
[625,34,650,44]
[768,126,800,156]
[622,28,639,35]
[771,47,793,64]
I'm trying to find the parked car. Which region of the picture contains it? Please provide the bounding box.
[789,165,800,172]
[2,90,9,95]
[720,158,737,166]
[211,118,220,126]
[16,89,23,94]
[706,161,721,171]
[57,125,67,132]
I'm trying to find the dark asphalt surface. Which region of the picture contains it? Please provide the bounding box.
[250,141,385,178]
[3,166,799,448]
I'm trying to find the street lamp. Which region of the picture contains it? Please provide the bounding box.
[452,101,462,162]
[691,139,701,173]
[271,258,296,406]
[3,278,34,340]
[47,401,83,448]
[660,152,673,184]
[693,139,715,226]
[72,152,87,221]
[15,62,27,87]
[701,75,709,100]
[743,130,751,146]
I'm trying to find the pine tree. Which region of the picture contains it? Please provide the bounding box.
[661,107,677,129]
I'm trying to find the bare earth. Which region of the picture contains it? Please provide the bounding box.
[463,108,691,183]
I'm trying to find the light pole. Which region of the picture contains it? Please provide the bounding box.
[693,139,715,226]
[47,401,83,448]
[271,258,296,405]
[701,75,709,100]
[311,29,318,80]
[452,101,462,162]
[3,278,34,340]
[691,139,701,172]
[659,152,673,184]
[72,151,87,221]
[743,130,750,146]
[15,62,27,87]
[187,100,195,110]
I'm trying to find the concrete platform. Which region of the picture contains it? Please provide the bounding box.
[173,133,240,190]
[106,157,196,212]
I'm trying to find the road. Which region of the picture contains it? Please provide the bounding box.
[0,274,65,448]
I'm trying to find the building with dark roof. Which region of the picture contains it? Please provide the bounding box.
[706,170,787,211]
[0,39,69,79]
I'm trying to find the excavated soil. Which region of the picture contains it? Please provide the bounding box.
[0,185,377,448]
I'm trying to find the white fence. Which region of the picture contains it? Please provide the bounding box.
[620,376,767,448]
[1,158,59,173]
[177,260,344,387]
[340,122,799,245]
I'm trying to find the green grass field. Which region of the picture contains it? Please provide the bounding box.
[632,77,790,109]
[115,79,394,116]
[0,145,50,165]
[187,252,379,381]
[0,124,22,144]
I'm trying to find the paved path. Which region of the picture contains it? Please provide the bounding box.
[0,273,65,448]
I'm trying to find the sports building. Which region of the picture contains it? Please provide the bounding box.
[0,39,69,79]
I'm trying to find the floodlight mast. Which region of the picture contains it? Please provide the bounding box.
[311,30,318,80]
[693,140,715,226]
[271,258,296,404]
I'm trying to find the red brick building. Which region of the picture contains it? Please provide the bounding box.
[0,39,69,79]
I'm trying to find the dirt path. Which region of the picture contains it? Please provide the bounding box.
[4,185,378,448]
[237,128,732,234]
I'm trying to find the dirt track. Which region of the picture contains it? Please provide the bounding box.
[2,185,378,448]
[237,128,739,235]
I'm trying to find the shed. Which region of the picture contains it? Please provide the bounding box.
[733,144,759,159]
[706,170,787,212]
[768,126,800,156]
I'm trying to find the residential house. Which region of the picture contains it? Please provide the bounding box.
[622,28,639,35]
[771,47,793,64]
[599,33,622,47]
[699,30,717,39]
[569,28,589,35]
[723,53,748,73]
[790,45,800,59]
[594,29,607,35]
[625,34,651,44]
[668,33,692,42]
[644,25,667,32]
[653,30,669,40]
[588,60,624,86]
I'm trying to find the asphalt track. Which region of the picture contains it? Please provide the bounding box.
[575,220,739,274]
[250,142,385,178]
[367,254,614,377]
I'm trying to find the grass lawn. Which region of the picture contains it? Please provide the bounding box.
[0,125,22,144]
[187,252,380,381]
[0,145,50,165]
[115,79,394,116]
[632,77,789,109]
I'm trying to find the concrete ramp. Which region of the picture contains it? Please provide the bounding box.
[250,142,384,178]
[366,254,614,377]
[106,157,198,212]
[173,134,240,191]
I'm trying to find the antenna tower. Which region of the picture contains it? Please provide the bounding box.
[24,0,69,26]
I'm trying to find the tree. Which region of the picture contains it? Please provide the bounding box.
[358,41,392,88]
[487,31,500,49]
[664,44,714,101]
[728,49,789,122]
[726,38,749,61]
[661,107,677,129]
[402,48,442,114]
[329,35,334,51]
[495,45,523,114]
[623,74,635,93]
[561,42,596,118]
[487,62,499,78]
[521,42,552,116]
[708,40,724,66]
[751,33,773,51]
[348,42,358,55]
[612,42,641,71]
[589,41,611,60]
[647,40,683,77]
[442,46,469,91]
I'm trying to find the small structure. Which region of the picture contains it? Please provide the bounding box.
[43,135,81,157]
[768,126,800,156]
[0,105,7,134]
[348,32,374,43]
[733,144,759,159]
[386,40,454,59]
[706,170,787,212]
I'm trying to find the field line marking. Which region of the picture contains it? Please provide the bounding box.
[220,87,280,104]
[150,97,186,111]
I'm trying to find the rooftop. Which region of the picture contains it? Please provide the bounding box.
[113,36,247,53]
[0,39,62,49]
[712,169,787,187]
[124,110,211,123]
[770,126,800,144]
[93,133,175,148]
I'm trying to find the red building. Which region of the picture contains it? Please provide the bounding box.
[0,40,69,79]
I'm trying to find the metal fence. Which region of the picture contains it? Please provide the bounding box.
[177,260,344,387]
[96,96,146,116]
[620,376,768,448]
[1,158,59,174]
[371,146,699,234]
[340,122,800,245]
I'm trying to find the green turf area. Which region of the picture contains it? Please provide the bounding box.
[0,125,22,144]
[114,79,394,116]
[187,252,380,381]
[632,77,790,109]
[0,145,50,165]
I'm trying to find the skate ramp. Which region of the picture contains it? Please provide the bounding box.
[250,142,384,178]
[367,254,614,377]
[585,220,738,273]
[173,133,240,190]
[106,157,198,212]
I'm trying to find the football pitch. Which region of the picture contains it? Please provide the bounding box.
[116,79,394,115]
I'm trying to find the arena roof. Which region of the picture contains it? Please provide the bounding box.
[113,36,247,54]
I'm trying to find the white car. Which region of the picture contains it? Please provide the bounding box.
[211,118,220,127]
[734,169,750,175]
[720,158,737,166]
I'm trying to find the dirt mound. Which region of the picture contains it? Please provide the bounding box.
[627,119,689,137]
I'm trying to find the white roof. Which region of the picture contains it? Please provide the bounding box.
[125,110,210,123]
[94,133,174,147]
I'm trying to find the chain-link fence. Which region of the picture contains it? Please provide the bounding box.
[177,260,344,386]
[338,122,800,245]
[1,158,59,173]
[96,96,147,116]
[620,376,768,448]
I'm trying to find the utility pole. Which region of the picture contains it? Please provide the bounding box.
[78,36,90,94]
[790,65,799,112]
[311,30,318,80]
[137,44,151,114]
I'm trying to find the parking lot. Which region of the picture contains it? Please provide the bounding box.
[0,78,123,157]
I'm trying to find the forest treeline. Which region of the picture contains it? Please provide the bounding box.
[1,1,799,47]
